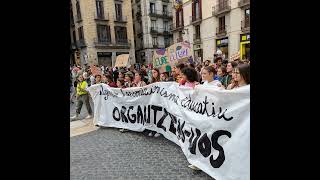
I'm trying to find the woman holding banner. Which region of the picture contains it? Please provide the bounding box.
[221,61,238,89]
[227,64,250,90]
[151,68,160,83]
[180,67,199,88]
[133,71,147,87]
[174,63,186,84]
[146,69,161,137]
[201,66,223,90]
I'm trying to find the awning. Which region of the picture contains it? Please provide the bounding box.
[114,54,130,67]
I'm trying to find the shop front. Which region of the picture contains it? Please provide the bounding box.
[216,37,228,59]
[240,33,250,60]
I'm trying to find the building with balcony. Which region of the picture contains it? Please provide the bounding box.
[171,0,250,62]
[70,0,136,67]
[132,0,174,64]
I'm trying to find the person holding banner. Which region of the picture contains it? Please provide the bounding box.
[227,64,250,90]
[180,67,199,88]
[124,72,134,88]
[105,75,117,88]
[146,69,162,137]
[71,75,93,120]
[174,63,186,84]
[221,61,238,89]
[133,71,147,87]
[160,72,169,82]
[201,66,223,89]
[116,78,125,88]
[151,68,160,83]
[94,74,102,84]
[216,66,227,82]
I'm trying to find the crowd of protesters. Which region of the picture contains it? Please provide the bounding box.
[70,55,250,171]
[70,56,250,118]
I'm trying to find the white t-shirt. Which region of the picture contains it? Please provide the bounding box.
[90,75,95,85]
[83,72,88,79]
[202,80,224,90]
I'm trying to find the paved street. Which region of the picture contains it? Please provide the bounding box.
[70,127,214,180]
[70,87,214,179]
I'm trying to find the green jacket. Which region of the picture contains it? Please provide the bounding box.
[221,74,232,88]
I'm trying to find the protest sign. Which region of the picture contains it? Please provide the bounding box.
[153,41,193,73]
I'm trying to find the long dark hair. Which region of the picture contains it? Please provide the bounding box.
[151,68,160,83]
[181,67,198,83]
[238,64,250,84]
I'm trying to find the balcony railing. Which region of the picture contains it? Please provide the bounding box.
[170,23,184,32]
[94,13,109,21]
[93,38,112,47]
[213,0,231,16]
[163,28,170,34]
[150,27,158,34]
[193,34,201,43]
[216,25,227,37]
[241,19,250,32]
[75,15,82,23]
[190,15,202,24]
[149,10,172,18]
[238,0,250,8]
[114,15,127,22]
[76,39,86,47]
[117,39,129,45]
[94,38,130,49]
[150,27,172,35]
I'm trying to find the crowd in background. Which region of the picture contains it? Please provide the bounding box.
[71,56,250,93]
[70,55,250,170]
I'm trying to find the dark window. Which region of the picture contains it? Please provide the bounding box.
[244,8,250,27]
[177,10,183,27]
[195,25,200,38]
[150,3,155,13]
[96,0,104,18]
[78,26,84,40]
[72,30,76,43]
[164,21,169,31]
[163,5,167,15]
[152,37,158,45]
[115,3,122,20]
[76,1,81,20]
[151,20,156,29]
[97,25,111,42]
[115,26,127,43]
[219,16,225,30]
[218,0,226,9]
[70,10,74,23]
[193,0,200,20]
[245,8,250,20]
[164,37,170,47]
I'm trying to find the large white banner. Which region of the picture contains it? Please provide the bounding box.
[88,82,250,180]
